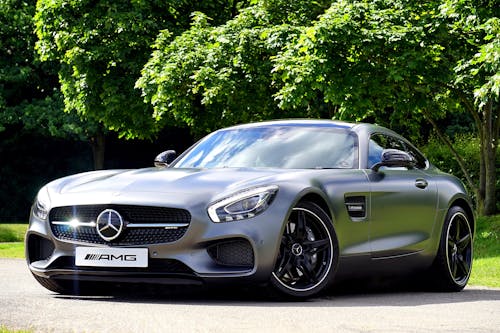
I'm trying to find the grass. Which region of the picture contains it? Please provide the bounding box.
[0,224,27,259]
[469,214,500,287]
[0,216,499,287]
[0,224,27,242]
[0,243,25,258]
[0,326,32,333]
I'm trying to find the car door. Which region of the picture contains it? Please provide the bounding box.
[367,133,438,258]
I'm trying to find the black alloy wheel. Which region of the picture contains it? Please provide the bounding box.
[433,206,473,291]
[270,201,338,298]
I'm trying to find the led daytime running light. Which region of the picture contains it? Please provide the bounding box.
[208,185,278,222]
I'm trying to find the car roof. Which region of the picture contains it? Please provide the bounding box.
[222,119,388,134]
[219,120,410,151]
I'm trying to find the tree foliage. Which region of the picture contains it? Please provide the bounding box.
[439,0,499,215]
[273,0,498,215]
[137,1,332,135]
[274,2,450,128]
[6,0,495,214]
[0,0,76,138]
[138,0,498,214]
[34,0,249,139]
[1,0,112,171]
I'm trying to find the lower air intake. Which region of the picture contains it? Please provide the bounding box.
[207,239,254,268]
[27,234,55,263]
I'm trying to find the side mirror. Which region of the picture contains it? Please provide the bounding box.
[154,150,177,168]
[371,149,415,172]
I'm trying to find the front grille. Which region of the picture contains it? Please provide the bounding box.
[207,239,254,268]
[50,205,190,224]
[49,205,190,245]
[51,225,187,245]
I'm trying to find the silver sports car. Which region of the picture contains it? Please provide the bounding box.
[26,120,474,298]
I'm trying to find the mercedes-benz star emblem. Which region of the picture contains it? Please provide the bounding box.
[96,209,123,241]
[291,243,303,256]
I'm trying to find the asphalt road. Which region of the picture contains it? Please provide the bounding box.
[1,258,499,333]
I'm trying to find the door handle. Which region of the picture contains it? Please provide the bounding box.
[415,179,428,189]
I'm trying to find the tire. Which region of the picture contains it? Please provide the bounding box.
[431,206,473,291]
[270,201,339,298]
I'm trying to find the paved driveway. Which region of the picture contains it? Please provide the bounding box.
[1,258,499,332]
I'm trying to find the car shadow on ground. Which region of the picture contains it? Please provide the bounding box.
[54,276,500,307]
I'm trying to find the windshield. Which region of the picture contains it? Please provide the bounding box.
[173,126,358,169]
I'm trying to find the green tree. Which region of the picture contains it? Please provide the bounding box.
[137,0,331,136]
[440,0,499,215]
[34,0,250,140]
[56,0,490,214]
[272,0,499,215]
[1,0,108,170]
[0,0,59,132]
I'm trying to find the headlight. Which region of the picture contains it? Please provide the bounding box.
[208,185,278,222]
[33,188,50,220]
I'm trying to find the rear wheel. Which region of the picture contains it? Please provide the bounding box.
[270,201,339,298]
[431,206,473,291]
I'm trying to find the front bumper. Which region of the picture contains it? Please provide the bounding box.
[26,194,290,286]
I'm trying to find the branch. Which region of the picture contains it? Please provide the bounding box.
[421,109,479,195]
[445,84,483,137]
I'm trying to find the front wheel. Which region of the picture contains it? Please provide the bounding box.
[431,206,473,291]
[270,201,339,298]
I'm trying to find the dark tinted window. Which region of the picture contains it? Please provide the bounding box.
[368,133,427,169]
[403,143,427,169]
[368,134,405,168]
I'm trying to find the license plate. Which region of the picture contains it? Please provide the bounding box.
[75,247,148,268]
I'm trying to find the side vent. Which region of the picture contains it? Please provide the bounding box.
[345,196,367,220]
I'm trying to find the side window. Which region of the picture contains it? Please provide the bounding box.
[368,134,405,168]
[404,144,428,169]
[369,133,428,169]
[368,135,385,167]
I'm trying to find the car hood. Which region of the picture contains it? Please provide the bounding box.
[45,167,301,208]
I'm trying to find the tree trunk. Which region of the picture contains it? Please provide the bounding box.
[481,101,499,216]
[91,128,106,170]
[457,92,498,216]
[478,119,486,217]
[231,0,238,18]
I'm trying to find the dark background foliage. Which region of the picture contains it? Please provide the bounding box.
[0,126,193,221]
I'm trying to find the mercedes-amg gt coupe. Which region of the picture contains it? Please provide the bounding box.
[26,120,474,298]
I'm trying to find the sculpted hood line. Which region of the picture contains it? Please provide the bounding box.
[50,168,298,197]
